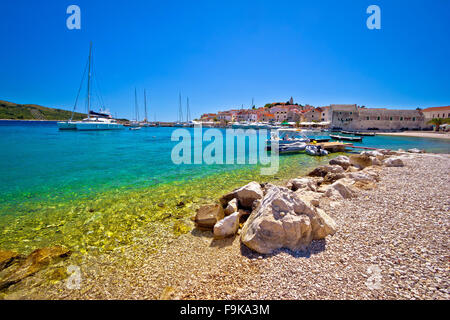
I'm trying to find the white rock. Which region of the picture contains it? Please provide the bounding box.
[295,189,323,207]
[287,177,317,192]
[224,198,238,215]
[408,148,424,154]
[213,211,241,239]
[329,155,351,169]
[324,179,357,199]
[241,186,336,254]
[234,181,264,209]
[383,157,405,167]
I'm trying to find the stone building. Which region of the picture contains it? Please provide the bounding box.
[421,106,450,120]
[330,106,426,130]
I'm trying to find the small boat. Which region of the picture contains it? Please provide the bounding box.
[267,128,310,147]
[279,142,307,154]
[330,134,363,142]
[354,132,376,136]
[305,145,329,156]
[129,127,141,130]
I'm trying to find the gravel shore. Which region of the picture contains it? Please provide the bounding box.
[3,153,449,300]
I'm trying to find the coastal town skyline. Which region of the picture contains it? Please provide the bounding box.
[1,1,450,121]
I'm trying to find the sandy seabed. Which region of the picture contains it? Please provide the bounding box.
[2,153,449,300]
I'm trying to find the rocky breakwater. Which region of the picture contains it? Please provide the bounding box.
[193,149,408,255]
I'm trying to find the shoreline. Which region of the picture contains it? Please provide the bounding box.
[377,131,450,140]
[2,151,449,299]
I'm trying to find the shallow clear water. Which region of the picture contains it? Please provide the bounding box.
[0,121,449,254]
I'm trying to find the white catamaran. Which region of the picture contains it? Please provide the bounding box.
[58,43,124,131]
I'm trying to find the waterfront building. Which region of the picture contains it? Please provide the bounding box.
[421,106,450,119]
[330,106,426,130]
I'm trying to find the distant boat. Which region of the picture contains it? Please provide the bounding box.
[58,43,124,131]
[330,134,363,142]
[341,130,376,136]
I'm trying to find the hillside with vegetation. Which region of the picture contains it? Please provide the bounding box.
[0,100,86,120]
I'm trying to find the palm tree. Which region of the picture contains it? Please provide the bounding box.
[427,118,445,131]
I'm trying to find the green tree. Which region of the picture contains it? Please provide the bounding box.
[427,118,450,131]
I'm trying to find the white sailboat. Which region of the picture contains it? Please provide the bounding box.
[58,43,124,131]
[129,88,141,130]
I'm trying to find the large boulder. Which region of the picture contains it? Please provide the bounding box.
[234,181,264,209]
[329,155,351,170]
[0,246,70,290]
[308,165,344,177]
[213,211,241,239]
[286,177,317,192]
[324,179,357,199]
[241,186,336,254]
[194,204,225,229]
[224,198,238,216]
[349,154,373,169]
[383,157,405,167]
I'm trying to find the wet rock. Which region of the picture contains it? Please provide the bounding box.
[194,204,225,229]
[0,246,70,290]
[241,185,336,254]
[308,165,345,177]
[0,250,21,271]
[176,201,185,208]
[224,198,238,216]
[383,157,405,167]
[329,155,351,170]
[234,181,264,209]
[213,211,241,239]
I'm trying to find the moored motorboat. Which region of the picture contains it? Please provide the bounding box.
[330,134,363,142]
[305,145,329,156]
[279,142,307,153]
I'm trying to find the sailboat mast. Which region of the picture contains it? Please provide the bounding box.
[144,89,148,123]
[178,93,183,123]
[86,42,93,119]
[186,97,190,122]
[134,88,139,122]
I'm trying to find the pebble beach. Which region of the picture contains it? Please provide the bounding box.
[2,151,448,300]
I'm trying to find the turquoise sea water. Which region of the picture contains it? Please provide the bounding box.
[0,121,449,254]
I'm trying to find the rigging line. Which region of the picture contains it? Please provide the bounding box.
[91,54,108,110]
[91,54,106,110]
[70,57,89,121]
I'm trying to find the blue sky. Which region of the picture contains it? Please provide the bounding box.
[0,0,449,121]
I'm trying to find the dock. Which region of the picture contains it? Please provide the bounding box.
[312,142,348,152]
